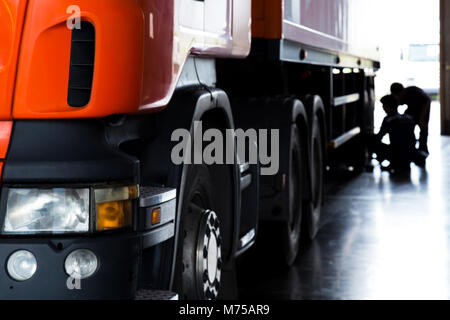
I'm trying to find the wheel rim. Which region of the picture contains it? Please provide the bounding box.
[197,209,222,300]
[177,164,229,300]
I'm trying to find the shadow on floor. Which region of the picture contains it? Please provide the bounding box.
[238,134,449,299]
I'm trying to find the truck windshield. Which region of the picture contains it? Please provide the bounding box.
[408,44,439,62]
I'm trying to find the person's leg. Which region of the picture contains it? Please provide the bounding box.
[388,148,412,173]
[413,148,427,167]
[378,143,390,165]
[419,102,431,153]
[419,127,429,153]
[379,144,408,173]
[369,137,388,163]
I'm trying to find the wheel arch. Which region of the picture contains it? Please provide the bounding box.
[140,86,240,290]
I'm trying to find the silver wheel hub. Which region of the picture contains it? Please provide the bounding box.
[197,210,222,300]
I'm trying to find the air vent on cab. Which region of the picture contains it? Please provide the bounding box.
[67,21,95,107]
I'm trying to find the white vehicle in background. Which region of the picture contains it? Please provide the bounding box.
[400,44,440,96]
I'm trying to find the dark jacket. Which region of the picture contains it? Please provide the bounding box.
[378,112,416,164]
[403,86,431,121]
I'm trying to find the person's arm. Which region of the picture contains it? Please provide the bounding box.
[377,118,388,140]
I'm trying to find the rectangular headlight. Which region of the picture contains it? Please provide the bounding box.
[3,188,90,234]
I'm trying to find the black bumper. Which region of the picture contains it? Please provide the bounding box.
[0,233,141,300]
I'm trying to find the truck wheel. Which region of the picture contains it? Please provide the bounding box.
[272,125,305,266]
[307,115,324,239]
[174,165,223,300]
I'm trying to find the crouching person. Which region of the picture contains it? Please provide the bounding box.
[369,95,418,173]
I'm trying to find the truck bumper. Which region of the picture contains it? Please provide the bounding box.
[0,120,178,299]
[0,233,141,300]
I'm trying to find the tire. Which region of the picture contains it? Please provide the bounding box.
[173,165,225,300]
[306,115,324,240]
[269,124,305,266]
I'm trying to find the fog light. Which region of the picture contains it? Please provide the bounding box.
[7,250,37,281]
[65,249,98,279]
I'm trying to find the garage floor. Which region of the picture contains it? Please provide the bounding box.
[238,103,449,300]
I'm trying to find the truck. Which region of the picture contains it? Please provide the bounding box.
[400,43,440,96]
[0,0,379,300]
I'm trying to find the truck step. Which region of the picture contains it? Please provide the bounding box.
[135,289,179,300]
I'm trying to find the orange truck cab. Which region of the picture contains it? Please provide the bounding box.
[0,0,378,300]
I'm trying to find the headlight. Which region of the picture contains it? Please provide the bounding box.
[65,249,98,280]
[3,188,89,234]
[7,250,37,281]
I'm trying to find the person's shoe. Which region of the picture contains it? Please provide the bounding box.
[381,163,411,174]
[418,146,429,156]
[415,159,426,168]
[414,150,428,168]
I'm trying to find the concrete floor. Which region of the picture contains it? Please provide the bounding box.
[239,102,450,300]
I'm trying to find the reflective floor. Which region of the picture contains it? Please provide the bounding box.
[239,102,450,299]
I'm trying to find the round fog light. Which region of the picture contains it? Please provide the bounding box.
[65,249,98,279]
[7,250,37,281]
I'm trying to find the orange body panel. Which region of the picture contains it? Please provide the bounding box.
[0,121,13,179]
[251,0,282,39]
[0,0,27,120]
[13,0,144,118]
[10,0,251,118]
[0,121,12,158]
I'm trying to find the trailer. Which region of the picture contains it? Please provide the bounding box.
[0,0,379,299]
